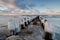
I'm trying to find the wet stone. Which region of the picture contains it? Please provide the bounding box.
[6,35,23,40]
[0,34,7,40]
[23,36,36,40]
[0,27,13,37]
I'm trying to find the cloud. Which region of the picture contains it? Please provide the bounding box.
[14,0,28,9]
[0,0,2,2]
[2,0,15,3]
[40,10,60,15]
[40,4,46,7]
[28,2,35,7]
[0,0,60,15]
[0,0,36,9]
[15,0,35,9]
[0,9,60,15]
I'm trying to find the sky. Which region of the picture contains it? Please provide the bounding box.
[15,0,60,11]
[0,0,60,15]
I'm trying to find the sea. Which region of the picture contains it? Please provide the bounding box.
[0,15,60,40]
[41,15,60,40]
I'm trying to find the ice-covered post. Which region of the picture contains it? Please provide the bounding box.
[8,15,20,35]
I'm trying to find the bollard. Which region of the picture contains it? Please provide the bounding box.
[44,32,53,40]
[24,22,28,27]
[21,24,25,29]
[33,20,38,25]
[41,23,44,30]
[27,20,30,25]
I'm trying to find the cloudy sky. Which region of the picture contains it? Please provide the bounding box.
[0,0,60,15]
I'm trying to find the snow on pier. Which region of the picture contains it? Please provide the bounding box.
[0,15,53,40]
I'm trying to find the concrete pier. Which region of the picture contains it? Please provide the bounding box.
[0,15,53,40]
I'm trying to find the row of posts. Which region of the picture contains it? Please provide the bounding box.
[8,16,53,40]
[8,16,38,35]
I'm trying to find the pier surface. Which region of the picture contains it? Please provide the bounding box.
[6,22,45,40]
[0,16,45,40]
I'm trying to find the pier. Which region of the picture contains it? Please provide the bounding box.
[0,15,53,40]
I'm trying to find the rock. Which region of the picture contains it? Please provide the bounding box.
[33,20,38,25]
[0,27,14,37]
[0,34,7,40]
[24,36,36,40]
[21,29,32,34]
[6,35,23,40]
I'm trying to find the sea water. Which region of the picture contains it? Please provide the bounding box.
[42,15,60,40]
